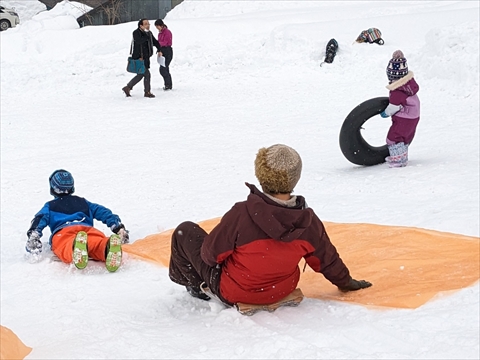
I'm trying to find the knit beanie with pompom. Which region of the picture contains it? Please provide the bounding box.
[386,50,408,83]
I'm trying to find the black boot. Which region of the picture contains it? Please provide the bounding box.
[186,286,211,301]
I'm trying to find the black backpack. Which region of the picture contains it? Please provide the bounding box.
[321,38,338,66]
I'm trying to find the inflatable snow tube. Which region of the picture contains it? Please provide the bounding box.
[339,97,390,166]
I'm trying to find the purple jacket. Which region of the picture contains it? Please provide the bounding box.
[158,27,172,47]
[386,72,420,120]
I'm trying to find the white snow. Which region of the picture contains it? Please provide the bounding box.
[0,0,91,22]
[0,0,46,22]
[1,0,479,359]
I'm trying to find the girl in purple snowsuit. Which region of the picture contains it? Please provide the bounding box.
[380,50,420,167]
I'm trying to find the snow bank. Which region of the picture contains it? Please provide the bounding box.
[19,13,79,32]
[167,0,328,19]
[0,0,45,22]
[0,0,92,34]
[420,21,480,90]
[32,0,90,20]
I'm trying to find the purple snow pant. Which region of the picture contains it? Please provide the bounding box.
[386,116,420,145]
[169,221,228,303]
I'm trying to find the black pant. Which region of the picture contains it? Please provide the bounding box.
[159,47,173,88]
[169,221,227,302]
[127,68,151,93]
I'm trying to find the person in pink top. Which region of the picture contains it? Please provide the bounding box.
[380,50,421,167]
[154,19,173,90]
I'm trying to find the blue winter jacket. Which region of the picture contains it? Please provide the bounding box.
[27,195,122,244]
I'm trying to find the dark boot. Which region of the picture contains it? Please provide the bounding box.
[122,86,131,97]
[144,91,155,98]
[186,286,211,301]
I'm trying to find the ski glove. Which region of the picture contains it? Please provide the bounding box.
[380,111,389,118]
[26,231,42,254]
[338,278,372,292]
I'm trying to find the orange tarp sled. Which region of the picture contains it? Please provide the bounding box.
[0,326,32,360]
[123,218,480,309]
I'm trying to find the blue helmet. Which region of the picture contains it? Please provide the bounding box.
[49,169,75,196]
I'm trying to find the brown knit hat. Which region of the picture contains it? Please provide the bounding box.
[254,144,302,194]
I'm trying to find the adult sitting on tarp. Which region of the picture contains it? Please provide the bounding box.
[169,144,372,306]
[122,18,162,98]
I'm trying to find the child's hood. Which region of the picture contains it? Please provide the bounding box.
[387,71,419,96]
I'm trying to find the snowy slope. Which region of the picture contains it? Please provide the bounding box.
[1,1,479,359]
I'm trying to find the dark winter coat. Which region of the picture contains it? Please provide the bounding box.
[27,195,122,245]
[201,183,351,305]
[131,28,161,69]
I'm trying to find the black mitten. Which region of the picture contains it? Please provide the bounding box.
[111,223,125,234]
[338,278,372,292]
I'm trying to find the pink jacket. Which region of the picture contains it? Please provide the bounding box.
[385,72,420,120]
[157,27,172,47]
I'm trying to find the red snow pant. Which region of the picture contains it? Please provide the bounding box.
[386,116,420,145]
[51,225,109,264]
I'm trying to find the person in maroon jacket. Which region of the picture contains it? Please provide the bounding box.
[169,144,372,305]
[380,50,420,167]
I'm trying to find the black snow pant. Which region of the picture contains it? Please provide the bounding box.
[169,221,227,303]
[159,46,173,88]
[127,68,151,93]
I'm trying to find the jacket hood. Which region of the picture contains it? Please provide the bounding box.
[387,72,419,96]
[244,183,313,241]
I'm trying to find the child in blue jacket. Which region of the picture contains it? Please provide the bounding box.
[26,169,129,272]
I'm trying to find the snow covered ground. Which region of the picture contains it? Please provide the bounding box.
[0,0,45,22]
[1,1,479,359]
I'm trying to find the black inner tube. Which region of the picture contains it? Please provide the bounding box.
[339,97,390,166]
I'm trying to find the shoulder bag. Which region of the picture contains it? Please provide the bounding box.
[126,37,145,74]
